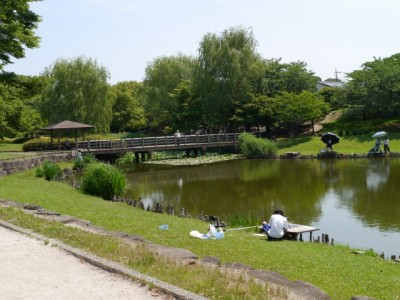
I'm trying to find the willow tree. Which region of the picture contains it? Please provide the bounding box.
[193,27,264,132]
[143,54,195,133]
[39,57,112,133]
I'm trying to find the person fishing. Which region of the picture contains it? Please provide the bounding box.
[262,209,289,240]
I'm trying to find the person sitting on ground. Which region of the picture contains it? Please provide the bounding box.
[263,209,289,240]
[326,139,333,151]
[375,138,381,152]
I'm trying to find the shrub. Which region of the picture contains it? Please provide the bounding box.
[36,160,62,181]
[73,153,97,170]
[238,133,277,158]
[82,163,126,200]
[35,167,44,178]
[115,152,136,166]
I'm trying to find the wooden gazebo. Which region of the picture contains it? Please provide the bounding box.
[41,120,94,150]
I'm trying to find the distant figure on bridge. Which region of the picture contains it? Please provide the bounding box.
[175,130,181,145]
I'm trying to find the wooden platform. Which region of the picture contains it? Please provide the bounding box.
[256,224,320,242]
[287,225,319,241]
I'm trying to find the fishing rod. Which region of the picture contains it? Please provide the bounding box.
[225,225,259,232]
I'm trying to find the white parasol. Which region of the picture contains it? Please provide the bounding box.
[371,131,387,139]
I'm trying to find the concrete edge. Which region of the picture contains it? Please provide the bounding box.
[0,219,208,300]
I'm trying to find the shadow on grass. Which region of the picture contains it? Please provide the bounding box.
[277,136,313,149]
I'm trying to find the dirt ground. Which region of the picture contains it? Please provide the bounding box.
[0,226,163,300]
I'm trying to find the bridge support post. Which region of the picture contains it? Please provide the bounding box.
[201,147,207,156]
[141,152,146,161]
[186,150,190,158]
[135,153,140,163]
[148,151,152,160]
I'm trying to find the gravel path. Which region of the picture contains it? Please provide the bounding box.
[0,226,163,300]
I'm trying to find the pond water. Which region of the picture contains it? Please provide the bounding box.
[124,158,400,257]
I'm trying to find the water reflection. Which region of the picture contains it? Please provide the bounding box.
[125,158,400,255]
[366,159,390,191]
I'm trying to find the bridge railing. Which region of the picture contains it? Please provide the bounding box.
[76,133,240,151]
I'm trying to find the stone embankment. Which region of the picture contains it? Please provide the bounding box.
[0,153,72,177]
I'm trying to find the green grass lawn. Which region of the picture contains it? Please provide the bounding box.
[0,143,23,152]
[0,165,399,299]
[277,133,400,155]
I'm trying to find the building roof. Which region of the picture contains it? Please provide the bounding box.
[41,120,94,130]
[317,81,345,88]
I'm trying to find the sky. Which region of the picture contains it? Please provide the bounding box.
[5,0,400,84]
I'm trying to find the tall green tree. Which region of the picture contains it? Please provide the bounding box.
[344,53,400,120]
[143,54,195,133]
[232,94,276,134]
[255,59,319,97]
[39,57,112,133]
[275,91,329,136]
[0,74,45,138]
[169,79,203,132]
[0,0,41,69]
[109,81,145,133]
[193,27,264,132]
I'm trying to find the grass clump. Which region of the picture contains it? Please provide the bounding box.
[35,160,62,181]
[82,163,126,200]
[238,133,278,158]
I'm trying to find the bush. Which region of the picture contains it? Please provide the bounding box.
[82,163,126,200]
[73,153,97,170]
[36,160,62,181]
[238,133,277,158]
[35,167,44,178]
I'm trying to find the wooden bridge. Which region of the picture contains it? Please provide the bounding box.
[75,133,240,159]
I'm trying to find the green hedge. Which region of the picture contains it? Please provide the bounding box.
[238,133,278,158]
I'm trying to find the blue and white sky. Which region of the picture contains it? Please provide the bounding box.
[5,0,400,84]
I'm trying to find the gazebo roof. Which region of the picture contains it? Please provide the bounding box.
[41,120,94,131]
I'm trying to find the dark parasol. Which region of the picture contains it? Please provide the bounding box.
[321,132,340,145]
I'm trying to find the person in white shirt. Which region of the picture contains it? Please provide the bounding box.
[383,137,390,154]
[266,209,289,240]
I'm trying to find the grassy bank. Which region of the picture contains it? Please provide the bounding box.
[277,132,400,155]
[0,166,399,299]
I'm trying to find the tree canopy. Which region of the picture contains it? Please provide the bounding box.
[343,53,400,120]
[193,27,264,131]
[143,54,195,133]
[0,0,41,69]
[0,73,45,138]
[39,57,112,133]
[109,81,146,133]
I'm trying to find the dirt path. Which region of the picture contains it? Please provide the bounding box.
[0,226,162,300]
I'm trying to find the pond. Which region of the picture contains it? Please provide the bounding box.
[124,158,400,257]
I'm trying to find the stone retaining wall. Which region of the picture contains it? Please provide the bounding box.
[0,153,72,177]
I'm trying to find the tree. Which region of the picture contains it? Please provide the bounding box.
[256,59,319,97]
[109,81,146,133]
[143,54,195,133]
[231,94,276,134]
[275,91,329,136]
[0,74,46,138]
[343,53,400,120]
[39,57,112,133]
[193,26,264,132]
[169,79,203,132]
[0,0,41,69]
